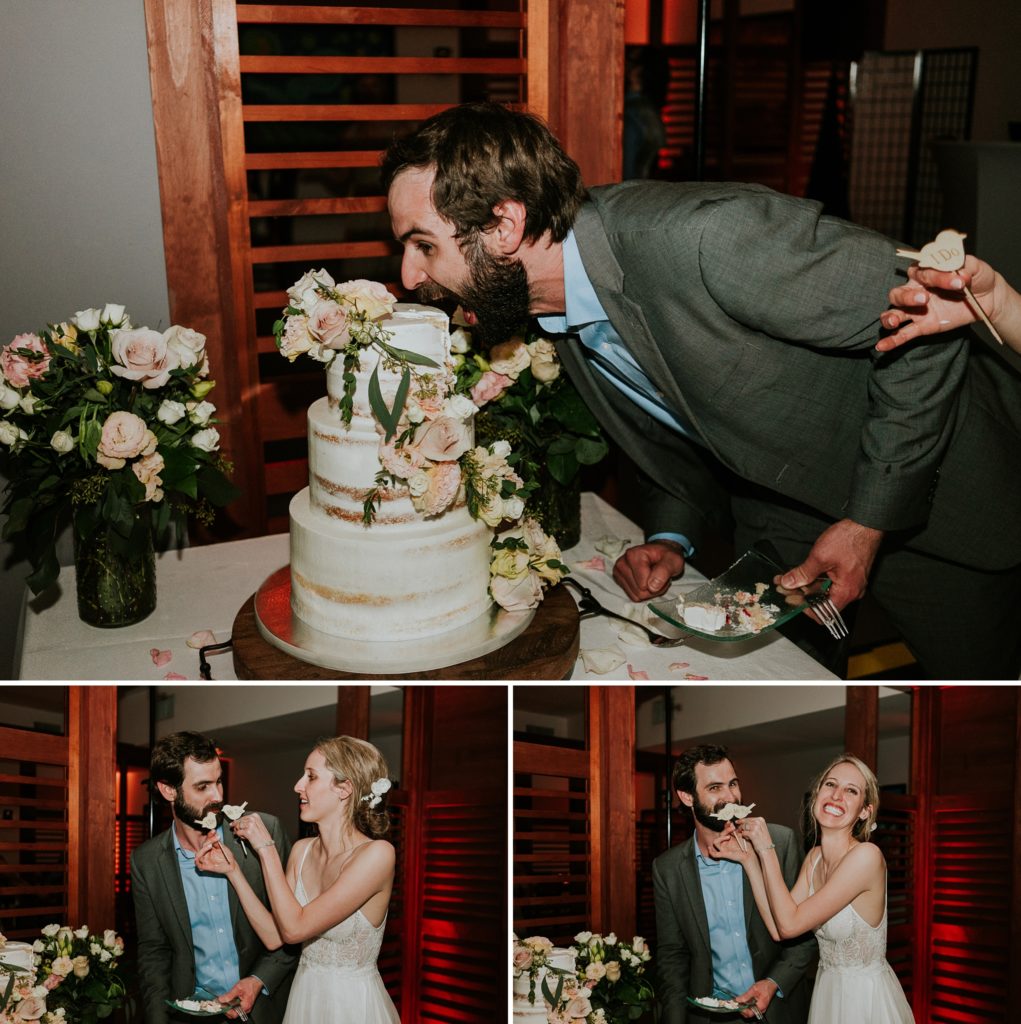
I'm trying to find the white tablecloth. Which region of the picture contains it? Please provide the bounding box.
[14,493,834,680]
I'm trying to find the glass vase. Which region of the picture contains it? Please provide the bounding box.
[72,512,157,628]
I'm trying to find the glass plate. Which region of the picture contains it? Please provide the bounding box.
[686,995,755,1014]
[649,549,829,642]
[166,992,228,1017]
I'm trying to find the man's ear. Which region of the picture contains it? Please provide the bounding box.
[490,199,528,254]
[677,789,694,810]
[155,781,176,804]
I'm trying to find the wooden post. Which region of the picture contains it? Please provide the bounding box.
[67,687,117,931]
[335,686,371,739]
[909,686,935,1023]
[844,685,879,768]
[589,686,636,939]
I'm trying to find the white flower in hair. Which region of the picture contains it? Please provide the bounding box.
[361,777,392,808]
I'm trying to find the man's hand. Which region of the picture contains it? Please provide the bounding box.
[219,977,262,1019]
[735,978,778,1019]
[779,519,882,612]
[613,540,686,601]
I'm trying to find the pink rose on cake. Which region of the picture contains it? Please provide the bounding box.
[96,411,157,470]
[379,441,428,480]
[415,415,472,462]
[408,461,461,516]
[109,327,180,389]
[1,334,51,389]
[308,298,352,350]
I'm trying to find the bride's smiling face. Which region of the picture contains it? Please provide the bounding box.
[294,749,347,822]
[814,761,871,832]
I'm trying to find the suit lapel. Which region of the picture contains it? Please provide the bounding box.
[157,829,195,956]
[676,838,712,954]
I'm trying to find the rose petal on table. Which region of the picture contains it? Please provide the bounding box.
[579,646,626,674]
[627,663,650,680]
[617,623,653,647]
[164,672,188,680]
[187,629,217,649]
[594,536,629,558]
[668,661,690,670]
[684,673,710,680]
[150,648,172,667]
[574,555,607,572]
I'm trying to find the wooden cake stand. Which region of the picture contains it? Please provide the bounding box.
[231,579,580,680]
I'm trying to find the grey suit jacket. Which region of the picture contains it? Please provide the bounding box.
[558,181,1021,570]
[131,813,296,1024]
[652,824,815,1024]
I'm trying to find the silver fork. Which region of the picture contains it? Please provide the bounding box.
[561,577,688,648]
[806,591,849,639]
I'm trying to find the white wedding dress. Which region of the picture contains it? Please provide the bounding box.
[282,843,401,1024]
[806,853,914,1024]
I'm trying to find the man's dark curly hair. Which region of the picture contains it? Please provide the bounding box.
[150,731,218,790]
[671,744,732,797]
[381,102,587,243]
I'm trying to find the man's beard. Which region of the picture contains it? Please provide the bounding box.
[175,791,222,828]
[691,795,730,833]
[418,233,532,348]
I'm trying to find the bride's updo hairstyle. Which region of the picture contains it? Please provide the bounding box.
[316,735,392,839]
[805,753,880,847]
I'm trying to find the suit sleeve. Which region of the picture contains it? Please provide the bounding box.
[652,856,691,1024]
[246,815,298,995]
[131,850,173,1024]
[698,192,968,531]
[761,828,816,997]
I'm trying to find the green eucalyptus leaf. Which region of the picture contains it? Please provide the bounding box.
[379,341,439,369]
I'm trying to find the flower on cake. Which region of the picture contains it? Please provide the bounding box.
[0,307,238,596]
[488,519,567,612]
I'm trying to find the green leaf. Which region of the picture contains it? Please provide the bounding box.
[575,436,609,465]
[196,464,241,507]
[3,497,34,536]
[547,436,576,456]
[379,341,439,368]
[368,365,409,442]
[547,451,578,485]
[25,545,60,595]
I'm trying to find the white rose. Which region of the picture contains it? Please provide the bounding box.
[491,571,543,612]
[604,932,618,945]
[19,394,38,415]
[157,399,186,425]
[191,427,220,452]
[71,955,89,978]
[574,931,593,944]
[406,401,425,425]
[99,949,112,963]
[0,383,20,410]
[101,303,127,325]
[163,324,207,368]
[502,494,525,522]
[187,400,215,425]
[442,393,477,421]
[0,421,25,446]
[528,338,561,383]
[488,337,531,378]
[585,962,606,981]
[631,936,647,954]
[340,279,396,321]
[32,941,44,952]
[50,957,72,978]
[72,308,102,331]
[50,430,74,454]
[287,269,334,313]
[407,470,430,497]
[449,327,472,354]
[278,315,313,361]
[73,927,88,940]
[102,930,118,948]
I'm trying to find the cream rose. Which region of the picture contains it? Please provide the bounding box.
[101,303,127,325]
[523,936,553,955]
[528,338,560,382]
[164,324,207,368]
[97,411,156,469]
[287,268,334,313]
[308,299,351,349]
[410,461,461,516]
[50,956,73,978]
[491,572,543,612]
[71,955,90,978]
[133,451,165,502]
[103,930,118,949]
[191,427,220,452]
[0,382,20,410]
[415,415,472,462]
[50,430,74,454]
[0,421,26,446]
[41,925,60,939]
[278,315,313,361]
[1,333,51,388]
[585,961,607,981]
[449,327,472,354]
[488,337,531,378]
[109,327,180,389]
[604,961,621,982]
[157,399,186,425]
[187,400,215,426]
[341,279,396,321]
[490,546,530,580]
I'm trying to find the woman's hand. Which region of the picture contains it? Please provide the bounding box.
[231,812,273,853]
[196,837,238,876]
[708,826,753,865]
[737,816,775,853]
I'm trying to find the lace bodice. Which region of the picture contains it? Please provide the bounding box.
[808,853,888,973]
[293,842,387,974]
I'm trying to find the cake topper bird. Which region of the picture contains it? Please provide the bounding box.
[895,228,1003,345]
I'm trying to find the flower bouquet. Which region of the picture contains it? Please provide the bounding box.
[30,924,127,1024]
[452,318,609,549]
[274,270,568,611]
[567,931,653,1023]
[0,306,238,626]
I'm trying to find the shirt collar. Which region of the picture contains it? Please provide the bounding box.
[172,821,222,860]
[693,833,725,868]
[537,229,609,334]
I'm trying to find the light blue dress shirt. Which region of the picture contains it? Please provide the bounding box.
[173,825,242,998]
[537,230,698,555]
[693,839,757,1000]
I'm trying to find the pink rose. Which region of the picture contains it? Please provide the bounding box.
[43,974,61,991]
[1,333,51,388]
[410,461,461,516]
[109,327,180,389]
[379,441,427,480]
[308,299,351,349]
[470,370,511,406]
[415,415,472,462]
[133,450,165,502]
[491,572,544,612]
[13,996,46,1021]
[97,411,157,470]
[512,947,533,971]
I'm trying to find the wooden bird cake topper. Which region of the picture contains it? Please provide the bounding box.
[896,229,1004,345]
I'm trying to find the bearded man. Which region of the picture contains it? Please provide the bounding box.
[131,732,296,1022]
[381,102,1021,679]
[652,745,815,1023]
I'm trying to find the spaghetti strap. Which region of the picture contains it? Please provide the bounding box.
[808,851,823,893]
[297,838,315,893]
